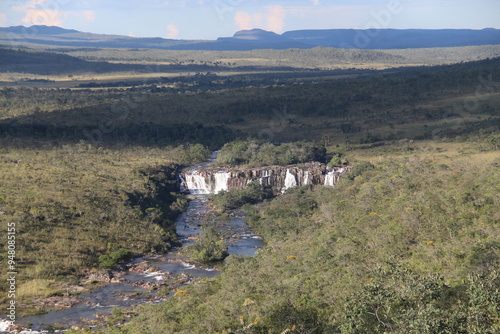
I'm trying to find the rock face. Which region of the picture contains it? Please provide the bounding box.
[180,162,351,194]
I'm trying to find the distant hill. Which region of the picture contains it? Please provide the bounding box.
[0,48,222,75]
[282,28,500,49]
[0,25,203,50]
[0,25,499,51]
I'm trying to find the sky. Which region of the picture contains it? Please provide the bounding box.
[0,0,499,40]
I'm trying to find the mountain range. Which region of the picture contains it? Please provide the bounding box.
[1,25,499,51]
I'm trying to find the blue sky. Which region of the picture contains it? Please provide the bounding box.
[1,0,499,40]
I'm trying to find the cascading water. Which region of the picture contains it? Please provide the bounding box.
[12,153,264,332]
[303,171,309,185]
[213,172,231,193]
[282,169,298,192]
[184,172,210,194]
[181,163,351,195]
[324,171,336,187]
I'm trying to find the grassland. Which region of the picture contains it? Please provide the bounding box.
[109,138,499,334]
[0,47,498,330]
[0,144,209,315]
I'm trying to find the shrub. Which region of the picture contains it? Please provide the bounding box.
[99,248,132,269]
[210,181,274,211]
[216,140,327,167]
[348,161,375,180]
[190,225,228,263]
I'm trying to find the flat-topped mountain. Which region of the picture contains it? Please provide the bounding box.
[282,28,500,49]
[1,25,499,51]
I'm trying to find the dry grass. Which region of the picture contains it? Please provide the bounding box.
[17,279,61,299]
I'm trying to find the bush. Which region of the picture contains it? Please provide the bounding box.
[190,225,228,263]
[99,248,132,269]
[328,153,349,167]
[348,161,375,180]
[210,181,274,211]
[216,140,327,167]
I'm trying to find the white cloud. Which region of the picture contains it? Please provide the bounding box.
[266,5,286,33]
[14,0,95,27]
[21,9,65,26]
[82,10,96,21]
[311,0,320,6]
[128,32,136,37]
[166,23,179,38]
[234,6,287,33]
[0,13,8,27]
[235,11,253,31]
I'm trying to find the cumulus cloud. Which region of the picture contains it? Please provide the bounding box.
[21,9,64,26]
[266,6,286,32]
[234,6,287,33]
[0,13,8,27]
[166,24,180,38]
[14,0,95,27]
[82,10,96,22]
[235,11,253,31]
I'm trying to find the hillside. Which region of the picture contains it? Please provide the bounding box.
[1,25,500,51]
[283,28,500,49]
[0,45,498,332]
[1,44,500,83]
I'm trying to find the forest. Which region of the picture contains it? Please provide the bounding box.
[0,44,498,333]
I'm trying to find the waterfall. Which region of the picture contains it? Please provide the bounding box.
[213,172,231,193]
[303,171,309,185]
[283,169,298,192]
[324,171,335,187]
[181,163,351,195]
[184,172,210,194]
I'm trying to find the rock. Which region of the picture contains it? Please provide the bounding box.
[181,162,351,194]
[87,270,112,283]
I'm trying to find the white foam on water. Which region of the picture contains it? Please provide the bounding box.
[213,172,231,193]
[143,271,165,281]
[282,169,297,192]
[0,319,13,332]
[181,262,196,270]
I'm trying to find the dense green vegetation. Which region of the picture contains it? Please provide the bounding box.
[0,47,499,331]
[210,182,274,211]
[0,48,227,75]
[216,140,327,167]
[0,144,209,314]
[4,42,499,70]
[108,139,499,333]
[188,225,229,263]
[99,248,133,269]
[1,57,499,147]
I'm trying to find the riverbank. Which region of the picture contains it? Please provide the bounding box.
[10,192,263,332]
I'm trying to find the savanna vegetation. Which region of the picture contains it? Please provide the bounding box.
[3,41,499,70]
[216,140,327,167]
[0,144,210,315]
[188,224,229,263]
[0,45,498,332]
[210,181,274,212]
[2,56,498,149]
[107,138,500,334]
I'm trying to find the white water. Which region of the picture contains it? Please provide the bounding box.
[0,319,13,332]
[184,172,210,194]
[213,172,231,193]
[324,171,336,186]
[282,169,298,192]
[182,161,349,195]
[183,171,231,194]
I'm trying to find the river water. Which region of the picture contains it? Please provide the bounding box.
[4,156,264,333]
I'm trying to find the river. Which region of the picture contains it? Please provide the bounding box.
[4,155,264,333]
